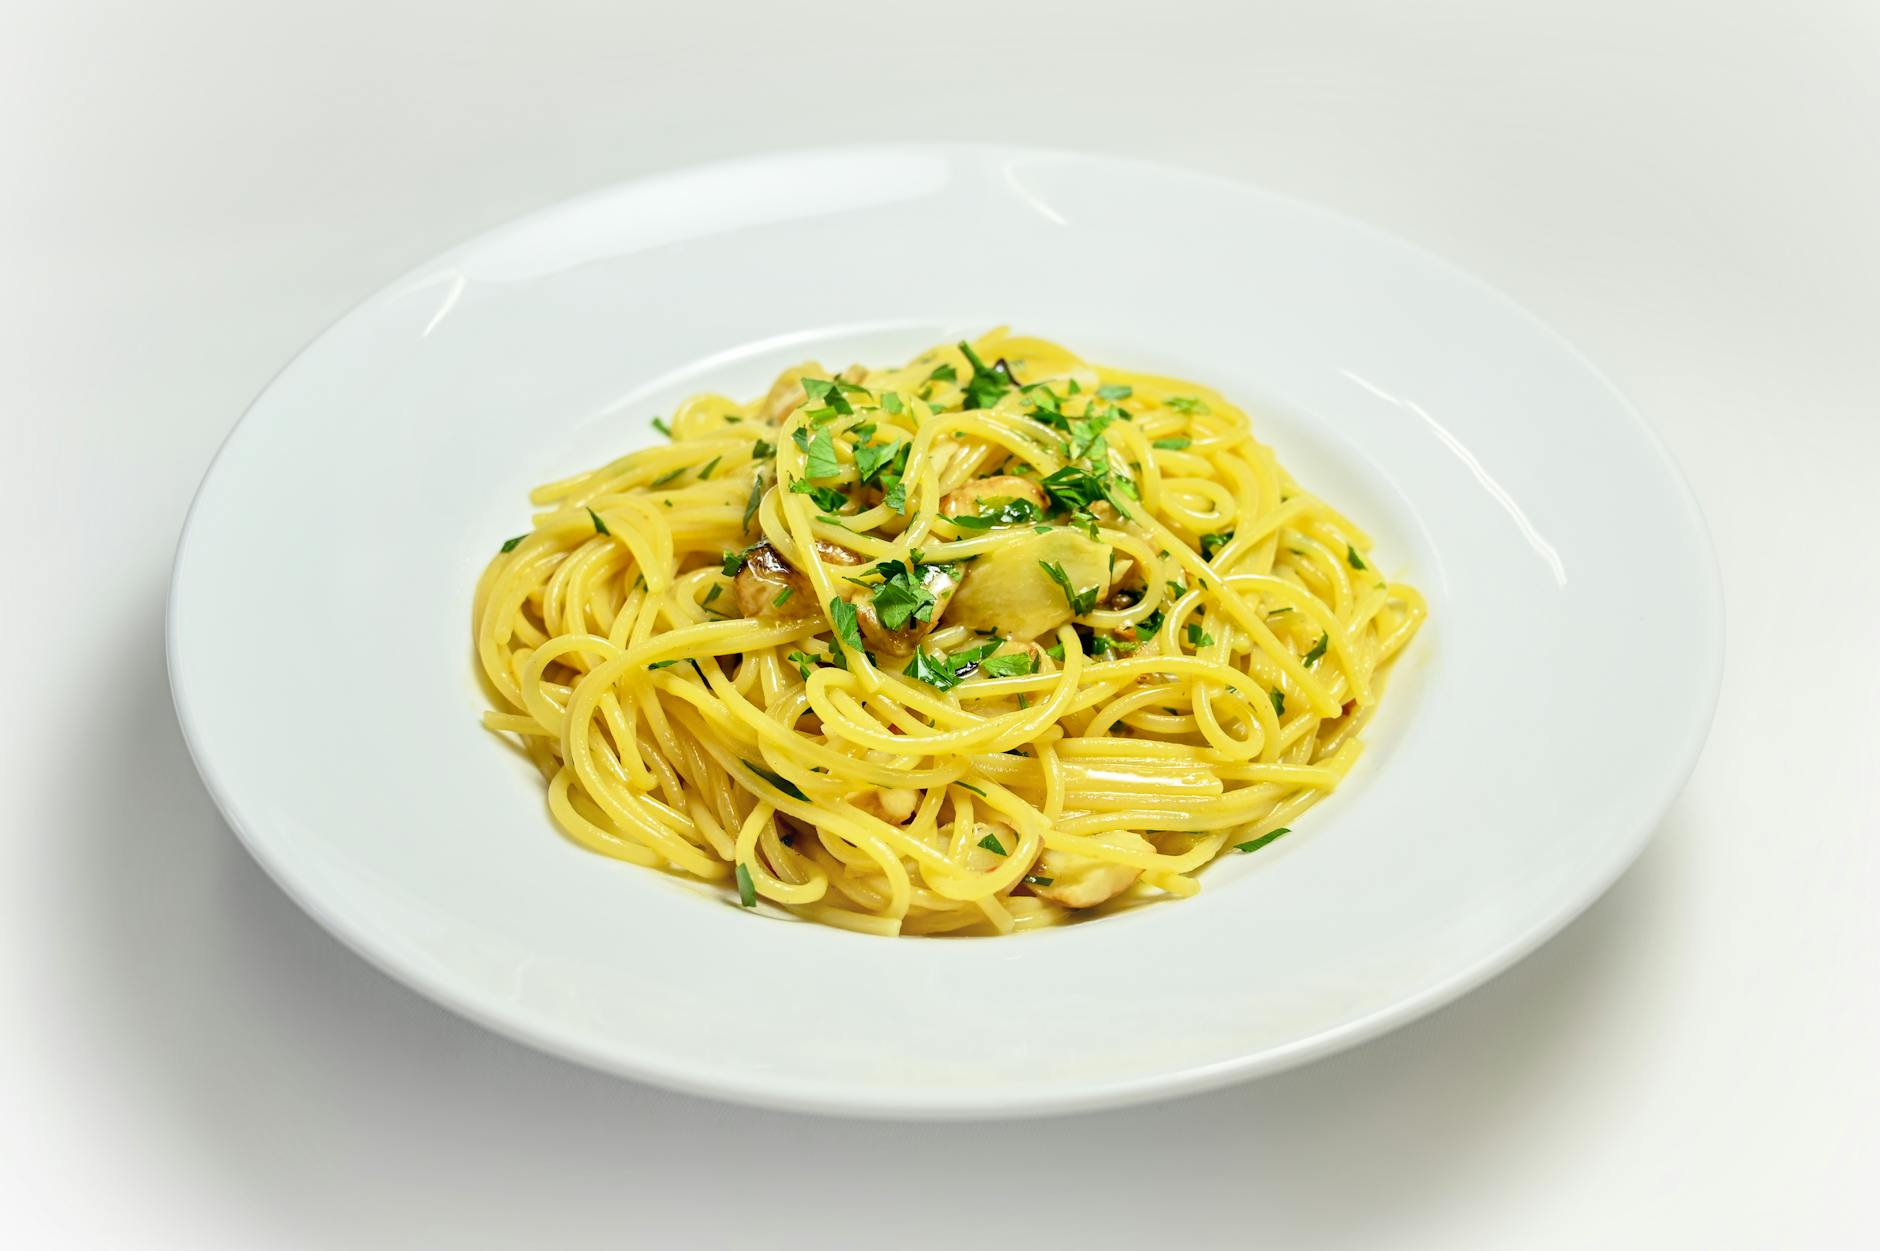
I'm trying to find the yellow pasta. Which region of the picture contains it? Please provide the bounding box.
[474,331,1424,935]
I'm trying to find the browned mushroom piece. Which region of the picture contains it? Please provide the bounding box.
[756,363,826,426]
[851,564,961,655]
[939,475,1047,519]
[732,540,862,620]
[941,529,1113,640]
[1026,830,1154,908]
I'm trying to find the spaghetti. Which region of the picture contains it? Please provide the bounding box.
[474,332,1424,936]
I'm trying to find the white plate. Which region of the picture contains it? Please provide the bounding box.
[168,145,1722,1118]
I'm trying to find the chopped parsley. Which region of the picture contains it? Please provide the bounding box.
[949,496,1043,529]
[587,508,610,535]
[1269,689,1286,717]
[771,586,795,608]
[698,455,722,480]
[880,391,904,414]
[1166,579,1187,598]
[978,651,1036,678]
[1234,827,1291,854]
[1303,633,1329,667]
[722,549,750,576]
[649,466,686,487]
[702,584,723,608]
[1038,560,1098,615]
[853,439,900,484]
[788,480,849,512]
[977,832,1007,855]
[785,650,818,680]
[801,427,840,479]
[1096,383,1132,401]
[1346,544,1367,570]
[1152,436,1192,450]
[903,647,962,690]
[927,362,958,384]
[957,341,1017,410]
[650,416,672,438]
[1186,623,1214,648]
[871,561,938,631]
[1040,465,1109,513]
[499,534,526,553]
[1200,530,1232,560]
[1022,874,1054,887]
[751,438,775,460]
[829,597,864,655]
[1165,396,1210,414]
[743,475,765,528]
[798,377,852,415]
[743,760,808,802]
[735,863,757,908]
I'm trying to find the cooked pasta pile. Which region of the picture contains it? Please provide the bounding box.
[474,331,1424,936]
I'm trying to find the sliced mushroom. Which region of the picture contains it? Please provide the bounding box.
[939,475,1047,519]
[733,540,862,620]
[851,563,961,655]
[756,363,826,426]
[1027,831,1153,909]
[941,529,1113,640]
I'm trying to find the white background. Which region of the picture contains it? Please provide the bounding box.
[4,2,1876,1246]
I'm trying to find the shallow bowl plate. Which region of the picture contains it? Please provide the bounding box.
[169,145,1722,1118]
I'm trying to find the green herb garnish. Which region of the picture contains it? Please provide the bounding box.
[587,508,610,535]
[499,534,526,553]
[651,416,672,437]
[949,496,1043,529]
[1269,689,1286,717]
[830,597,864,655]
[743,760,808,802]
[649,466,686,487]
[1186,623,1213,648]
[977,832,1007,855]
[698,455,722,480]
[1303,633,1329,667]
[1346,544,1367,570]
[1096,383,1132,401]
[1152,437,1191,451]
[771,586,795,608]
[1038,560,1098,615]
[1234,827,1291,854]
[735,863,757,908]
[1165,396,1210,414]
[978,652,1036,678]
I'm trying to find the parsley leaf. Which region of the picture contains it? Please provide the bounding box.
[1165,395,1210,414]
[1040,466,1109,513]
[1200,530,1233,560]
[977,832,1007,855]
[872,564,937,631]
[853,439,899,484]
[1022,874,1054,887]
[772,586,795,608]
[927,363,957,384]
[587,508,610,535]
[957,341,1017,410]
[1234,827,1292,854]
[1269,688,1286,717]
[736,863,757,908]
[499,534,526,553]
[751,438,775,460]
[829,597,864,656]
[744,760,808,802]
[978,652,1036,678]
[1096,383,1132,401]
[798,377,852,415]
[903,647,962,690]
[651,416,672,438]
[743,474,765,529]
[1303,633,1329,667]
[722,549,749,576]
[948,496,1042,529]
[801,427,840,479]
[1152,436,1192,450]
[702,584,722,608]
[649,466,686,487]
[1187,623,1214,648]
[1038,560,1097,615]
[1346,544,1367,570]
[788,480,849,512]
[786,650,817,680]
[880,391,904,414]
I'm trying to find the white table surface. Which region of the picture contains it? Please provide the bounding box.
[5,2,1876,1246]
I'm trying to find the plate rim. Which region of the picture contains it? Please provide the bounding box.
[166,142,1725,1118]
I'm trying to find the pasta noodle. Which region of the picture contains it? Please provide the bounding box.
[473,331,1424,936]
